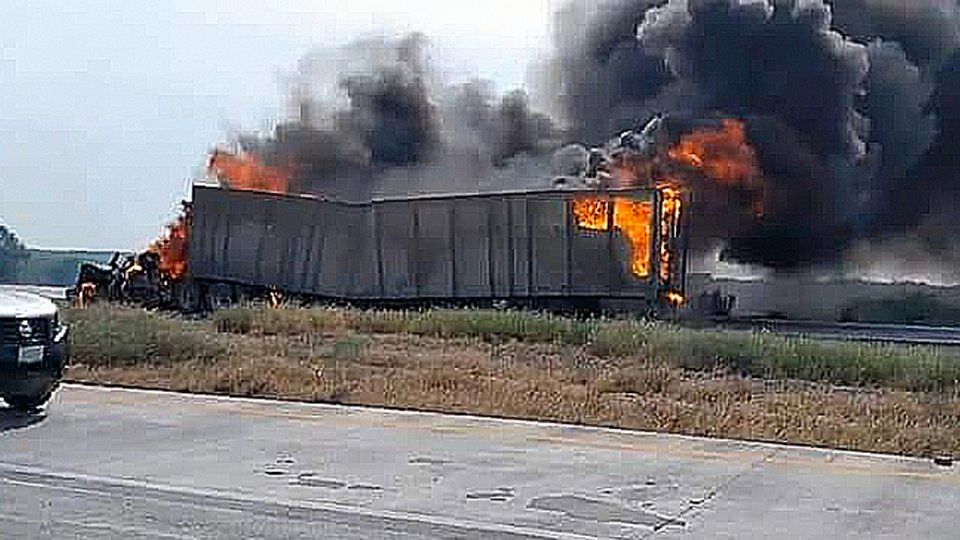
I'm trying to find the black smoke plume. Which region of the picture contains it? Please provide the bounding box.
[231,1,960,273]
[444,81,557,166]
[548,0,960,270]
[829,0,960,70]
[241,34,558,201]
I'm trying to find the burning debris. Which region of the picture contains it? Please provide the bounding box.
[75,203,192,309]
[568,116,723,302]
[148,202,192,281]
[75,252,162,307]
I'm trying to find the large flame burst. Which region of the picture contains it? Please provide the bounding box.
[666,118,764,218]
[148,203,191,281]
[572,188,684,283]
[667,119,760,186]
[208,150,292,195]
[573,118,762,292]
[573,197,654,278]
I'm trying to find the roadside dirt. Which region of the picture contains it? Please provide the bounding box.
[66,331,960,458]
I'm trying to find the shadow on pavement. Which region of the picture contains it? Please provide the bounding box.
[0,407,47,434]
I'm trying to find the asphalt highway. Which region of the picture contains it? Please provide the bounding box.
[717,319,960,347]
[1,385,958,539]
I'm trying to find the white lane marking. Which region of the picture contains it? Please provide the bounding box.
[0,462,599,540]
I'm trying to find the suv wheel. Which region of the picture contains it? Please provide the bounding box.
[3,387,56,411]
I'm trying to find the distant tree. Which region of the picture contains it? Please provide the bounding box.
[0,224,27,282]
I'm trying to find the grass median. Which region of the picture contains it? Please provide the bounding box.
[63,304,960,458]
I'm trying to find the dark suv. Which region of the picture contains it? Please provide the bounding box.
[0,289,69,410]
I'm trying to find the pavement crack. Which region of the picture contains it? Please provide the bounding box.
[0,463,592,540]
[642,448,779,538]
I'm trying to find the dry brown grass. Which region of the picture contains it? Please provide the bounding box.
[63,305,960,458]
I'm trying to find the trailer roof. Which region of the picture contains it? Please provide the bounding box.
[191,180,662,206]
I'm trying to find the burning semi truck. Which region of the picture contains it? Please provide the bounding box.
[181,182,687,314]
[75,186,687,314]
[76,115,765,315]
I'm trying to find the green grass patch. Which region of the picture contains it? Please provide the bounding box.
[211,306,960,392]
[212,306,604,345]
[63,305,230,367]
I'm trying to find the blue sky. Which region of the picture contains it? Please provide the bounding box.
[0,0,554,249]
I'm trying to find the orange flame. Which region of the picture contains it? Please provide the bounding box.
[666,291,685,306]
[573,196,654,278]
[668,119,761,186]
[208,150,291,195]
[658,185,683,284]
[614,199,655,277]
[572,198,611,231]
[148,204,191,281]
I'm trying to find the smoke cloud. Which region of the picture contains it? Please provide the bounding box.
[544,0,960,270]
[229,0,960,274]
[239,34,559,201]
[829,0,960,69]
